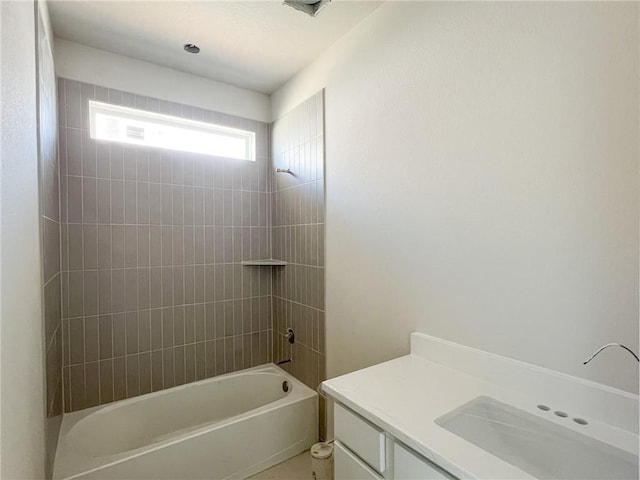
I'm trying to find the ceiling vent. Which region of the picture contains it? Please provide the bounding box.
[283,0,331,17]
[183,43,200,54]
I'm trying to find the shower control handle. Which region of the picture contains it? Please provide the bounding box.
[286,328,295,344]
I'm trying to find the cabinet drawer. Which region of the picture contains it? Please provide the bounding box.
[335,441,383,480]
[394,443,456,480]
[334,403,386,473]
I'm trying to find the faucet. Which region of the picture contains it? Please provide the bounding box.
[583,343,639,365]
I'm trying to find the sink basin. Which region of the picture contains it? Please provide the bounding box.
[436,396,638,480]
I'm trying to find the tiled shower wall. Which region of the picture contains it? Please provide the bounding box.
[271,91,326,433]
[38,3,62,473]
[58,79,273,412]
[39,2,62,419]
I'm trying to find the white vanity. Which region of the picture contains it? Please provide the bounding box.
[321,333,639,480]
[333,401,455,480]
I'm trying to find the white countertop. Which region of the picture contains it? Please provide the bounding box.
[321,333,639,480]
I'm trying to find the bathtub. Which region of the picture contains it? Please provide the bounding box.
[53,364,318,480]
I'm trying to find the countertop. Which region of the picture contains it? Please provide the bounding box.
[321,333,639,480]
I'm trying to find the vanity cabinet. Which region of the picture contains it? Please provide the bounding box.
[335,442,383,480]
[334,403,386,473]
[334,402,456,480]
[393,443,455,480]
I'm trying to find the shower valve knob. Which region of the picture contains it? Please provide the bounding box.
[286,328,295,344]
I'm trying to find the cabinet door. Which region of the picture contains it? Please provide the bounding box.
[394,443,457,480]
[335,441,383,480]
[334,403,386,473]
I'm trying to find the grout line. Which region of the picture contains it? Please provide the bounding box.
[62,173,271,193]
[44,321,61,354]
[58,85,68,412]
[109,142,114,404]
[42,270,61,289]
[78,102,87,408]
[168,171,175,388]
[134,164,140,399]
[90,111,102,406]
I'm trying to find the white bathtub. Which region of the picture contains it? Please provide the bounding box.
[53,364,318,480]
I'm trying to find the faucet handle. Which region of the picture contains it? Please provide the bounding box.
[583,343,639,365]
[286,328,295,344]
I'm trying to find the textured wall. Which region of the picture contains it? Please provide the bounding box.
[271,91,326,434]
[59,79,273,412]
[0,1,46,478]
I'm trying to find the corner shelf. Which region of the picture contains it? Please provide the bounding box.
[240,259,288,266]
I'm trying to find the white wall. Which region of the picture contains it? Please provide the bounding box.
[0,1,47,478]
[54,39,271,122]
[272,2,639,393]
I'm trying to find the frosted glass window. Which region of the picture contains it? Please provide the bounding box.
[89,100,255,161]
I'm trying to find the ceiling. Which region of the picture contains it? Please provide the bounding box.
[48,1,382,94]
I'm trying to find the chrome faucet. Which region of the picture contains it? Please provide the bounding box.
[583,343,639,365]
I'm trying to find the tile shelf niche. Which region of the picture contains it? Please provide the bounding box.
[240,259,288,266]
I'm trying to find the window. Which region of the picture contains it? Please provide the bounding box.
[88,100,256,161]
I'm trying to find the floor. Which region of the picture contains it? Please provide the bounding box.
[248,451,312,479]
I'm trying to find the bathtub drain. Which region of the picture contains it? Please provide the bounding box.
[282,381,290,393]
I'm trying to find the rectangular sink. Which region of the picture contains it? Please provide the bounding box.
[436,396,638,480]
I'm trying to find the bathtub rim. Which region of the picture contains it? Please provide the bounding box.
[53,363,317,480]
